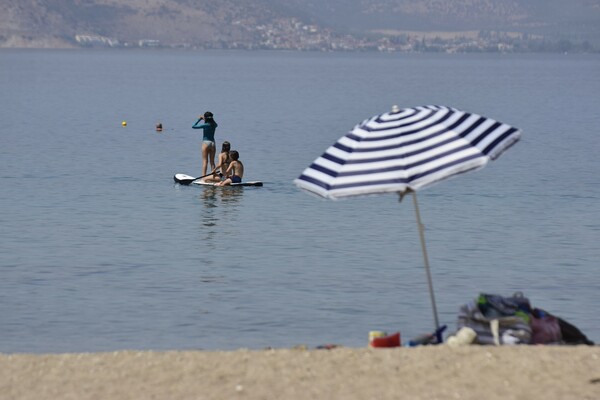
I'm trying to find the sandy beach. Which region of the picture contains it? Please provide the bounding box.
[1,346,598,400]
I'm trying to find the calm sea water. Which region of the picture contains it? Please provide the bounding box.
[1,50,599,352]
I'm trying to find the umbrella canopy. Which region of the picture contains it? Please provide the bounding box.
[294,105,521,334]
[294,105,520,200]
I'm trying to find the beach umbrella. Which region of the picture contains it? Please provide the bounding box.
[294,105,521,333]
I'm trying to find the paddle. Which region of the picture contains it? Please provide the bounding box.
[177,171,221,185]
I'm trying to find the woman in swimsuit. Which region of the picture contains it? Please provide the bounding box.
[192,111,218,176]
[203,141,231,182]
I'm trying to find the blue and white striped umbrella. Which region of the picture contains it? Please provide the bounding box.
[294,105,521,200]
[294,105,521,334]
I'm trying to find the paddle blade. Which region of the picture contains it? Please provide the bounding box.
[174,174,198,185]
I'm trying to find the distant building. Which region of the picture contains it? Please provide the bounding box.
[75,35,119,47]
[138,39,160,47]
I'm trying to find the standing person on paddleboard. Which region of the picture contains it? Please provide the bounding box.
[217,150,244,186]
[192,111,218,176]
[203,141,231,183]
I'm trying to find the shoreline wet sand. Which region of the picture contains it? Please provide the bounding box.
[2,346,599,400]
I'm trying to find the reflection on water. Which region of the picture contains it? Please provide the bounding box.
[200,188,219,228]
[198,187,245,242]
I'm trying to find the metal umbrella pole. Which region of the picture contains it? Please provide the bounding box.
[407,190,440,332]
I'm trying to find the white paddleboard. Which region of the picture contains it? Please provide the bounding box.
[174,173,263,187]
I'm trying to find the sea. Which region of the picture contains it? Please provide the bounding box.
[1,49,599,353]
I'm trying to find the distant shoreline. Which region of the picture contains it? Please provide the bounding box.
[1,35,598,54]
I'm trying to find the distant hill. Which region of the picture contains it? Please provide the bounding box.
[0,0,282,48]
[1,0,599,49]
[282,0,600,35]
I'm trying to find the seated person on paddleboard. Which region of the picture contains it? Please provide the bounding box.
[192,111,218,176]
[203,141,231,182]
[217,150,243,186]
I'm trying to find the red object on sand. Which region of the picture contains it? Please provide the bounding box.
[371,332,401,348]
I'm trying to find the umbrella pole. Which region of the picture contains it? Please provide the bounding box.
[410,191,441,331]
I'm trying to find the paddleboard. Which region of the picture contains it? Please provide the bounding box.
[174,173,263,187]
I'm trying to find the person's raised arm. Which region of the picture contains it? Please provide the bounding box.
[192,116,205,128]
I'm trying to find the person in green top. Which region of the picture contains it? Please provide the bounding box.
[192,111,218,176]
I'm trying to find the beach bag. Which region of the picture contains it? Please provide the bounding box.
[456,293,532,345]
[557,316,595,345]
[530,309,562,344]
